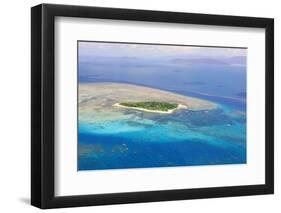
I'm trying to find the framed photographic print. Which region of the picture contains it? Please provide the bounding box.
[31,4,274,209]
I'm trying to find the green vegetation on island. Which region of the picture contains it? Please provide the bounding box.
[119,101,178,112]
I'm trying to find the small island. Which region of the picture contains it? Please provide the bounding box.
[79,83,217,121]
[114,101,187,114]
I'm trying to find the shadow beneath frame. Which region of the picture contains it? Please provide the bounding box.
[19,197,30,205]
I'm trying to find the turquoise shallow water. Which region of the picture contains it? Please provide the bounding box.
[78,100,246,170]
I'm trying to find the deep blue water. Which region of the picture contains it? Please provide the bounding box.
[78,58,246,171]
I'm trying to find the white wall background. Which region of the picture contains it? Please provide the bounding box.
[0,0,279,212]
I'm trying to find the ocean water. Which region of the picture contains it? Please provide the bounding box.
[78,59,246,170]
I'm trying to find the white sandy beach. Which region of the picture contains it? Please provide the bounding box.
[113,103,188,114]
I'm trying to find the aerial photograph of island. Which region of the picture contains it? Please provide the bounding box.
[78,41,247,171]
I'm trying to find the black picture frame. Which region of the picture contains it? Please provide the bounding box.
[31,3,274,209]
